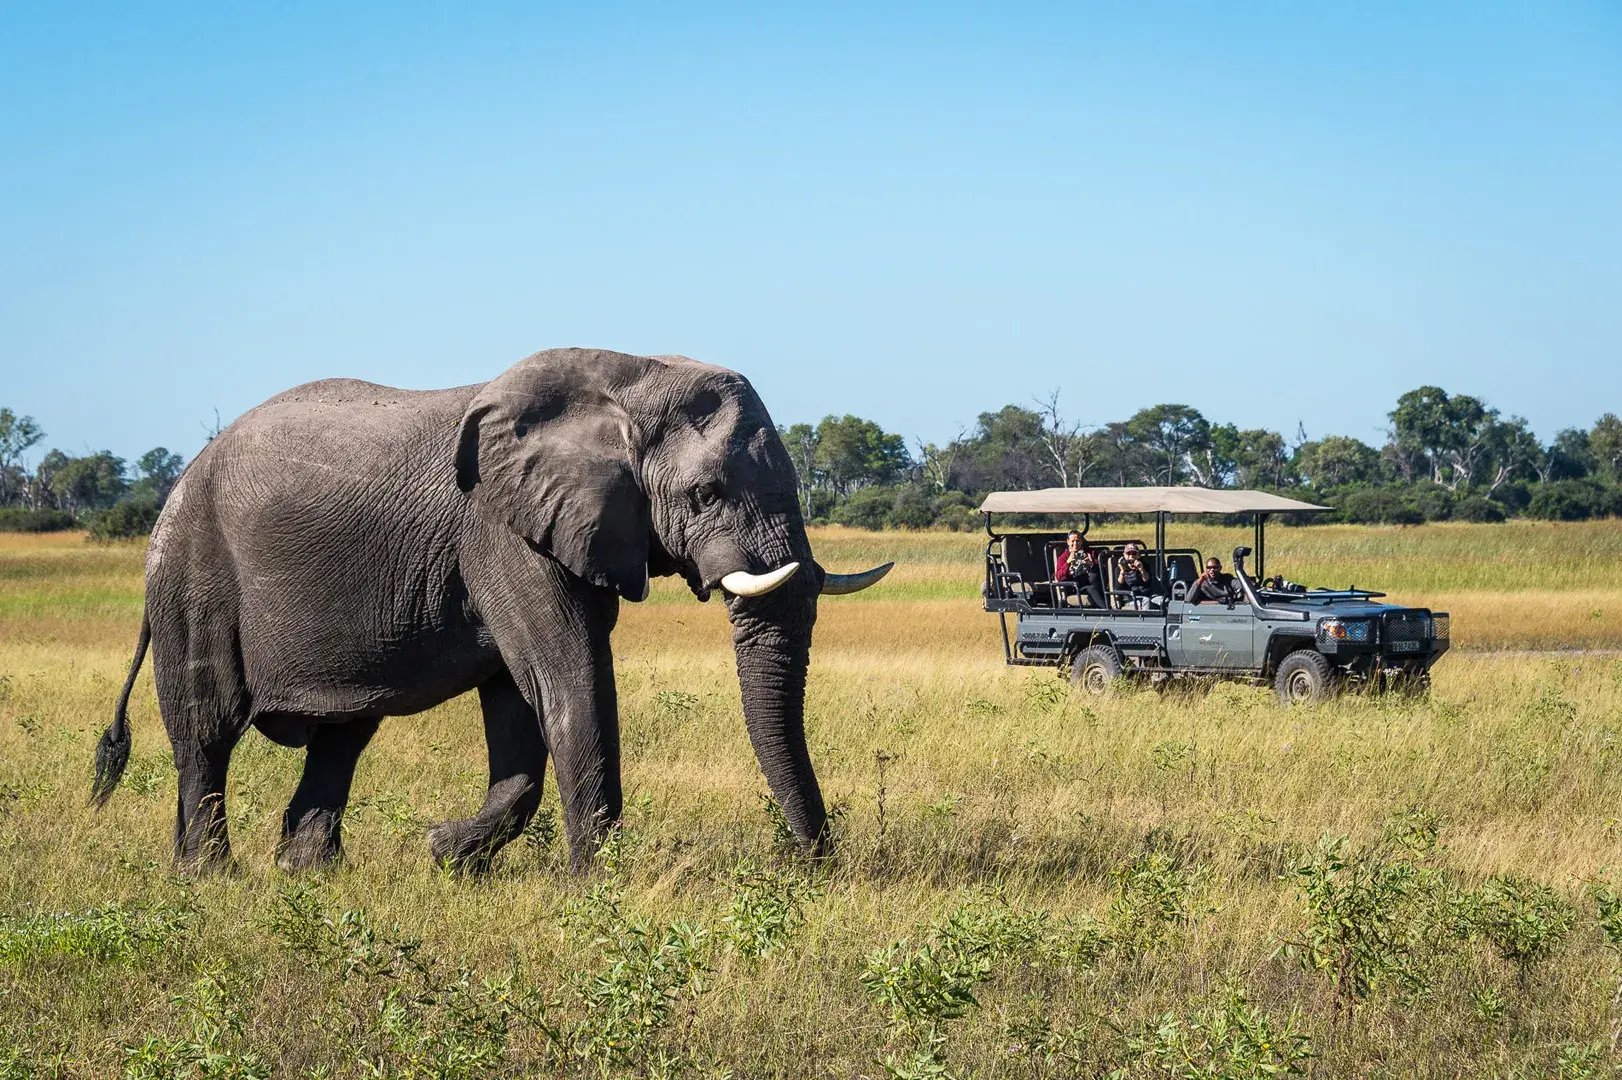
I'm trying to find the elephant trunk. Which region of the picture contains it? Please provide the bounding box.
[727,583,828,855]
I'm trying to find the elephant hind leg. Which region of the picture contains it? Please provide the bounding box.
[151,612,249,873]
[428,671,547,874]
[277,717,382,872]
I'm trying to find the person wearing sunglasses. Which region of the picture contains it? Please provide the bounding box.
[1190,557,1236,604]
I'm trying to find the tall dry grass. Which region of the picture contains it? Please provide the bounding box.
[0,524,1620,1076]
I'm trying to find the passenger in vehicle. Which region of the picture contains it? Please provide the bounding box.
[1116,542,1157,607]
[1190,558,1236,604]
[1055,531,1106,608]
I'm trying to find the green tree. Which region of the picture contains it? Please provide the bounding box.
[958,406,1049,491]
[813,415,909,496]
[1126,404,1210,485]
[131,447,185,506]
[1388,386,1454,482]
[1483,417,1543,496]
[1235,428,1290,488]
[1191,424,1284,489]
[47,452,128,514]
[32,449,70,510]
[1294,436,1381,489]
[1591,413,1622,478]
[1190,422,1240,488]
[1437,394,1495,491]
[779,423,820,518]
[1093,420,1152,486]
[915,431,966,493]
[1544,428,1594,481]
[0,409,44,506]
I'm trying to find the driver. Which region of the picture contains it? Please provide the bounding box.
[1190,557,1235,604]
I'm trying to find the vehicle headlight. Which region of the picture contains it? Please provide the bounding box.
[1432,614,1449,640]
[1318,618,1372,643]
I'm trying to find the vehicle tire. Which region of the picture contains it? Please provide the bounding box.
[1275,650,1337,706]
[1071,645,1124,696]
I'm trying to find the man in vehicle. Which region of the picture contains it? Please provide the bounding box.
[1190,557,1236,604]
[1115,541,1157,607]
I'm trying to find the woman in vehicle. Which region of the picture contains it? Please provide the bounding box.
[1055,531,1106,608]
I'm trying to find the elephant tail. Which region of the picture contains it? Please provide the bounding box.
[92,611,148,807]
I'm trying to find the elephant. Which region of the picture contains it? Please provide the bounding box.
[90,347,891,873]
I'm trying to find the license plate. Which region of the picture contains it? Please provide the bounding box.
[1391,640,1420,653]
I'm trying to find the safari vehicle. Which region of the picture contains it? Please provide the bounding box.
[980,488,1450,703]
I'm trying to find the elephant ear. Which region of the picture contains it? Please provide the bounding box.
[455,353,651,601]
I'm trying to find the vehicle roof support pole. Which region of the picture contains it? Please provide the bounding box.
[1156,511,1167,580]
[1255,513,1267,580]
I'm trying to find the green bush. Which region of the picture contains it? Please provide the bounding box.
[1412,485,1455,522]
[1454,495,1507,523]
[889,485,935,529]
[85,498,160,541]
[1527,479,1609,521]
[1336,489,1423,526]
[0,507,76,532]
[833,487,896,530]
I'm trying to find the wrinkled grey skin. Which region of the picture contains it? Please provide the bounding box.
[93,348,830,874]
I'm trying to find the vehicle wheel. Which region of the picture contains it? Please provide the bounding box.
[1275,650,1337,705]
[1071,645,1124,696]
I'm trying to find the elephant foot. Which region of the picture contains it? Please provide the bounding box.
[429,778,540,875]
[427,818,499,875]
[277,808,344,873]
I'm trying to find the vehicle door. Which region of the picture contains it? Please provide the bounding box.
[1167,597,1256,669]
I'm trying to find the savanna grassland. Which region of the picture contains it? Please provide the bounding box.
[2,521,1622,1078]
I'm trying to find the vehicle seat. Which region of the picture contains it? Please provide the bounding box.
[1163,554,1198,594]
[1000,535,1058,606]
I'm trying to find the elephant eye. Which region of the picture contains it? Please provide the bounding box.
[691,483,723,511]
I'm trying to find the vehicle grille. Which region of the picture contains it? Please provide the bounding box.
[1384,612,1432,652]
[1432,614,1449,640]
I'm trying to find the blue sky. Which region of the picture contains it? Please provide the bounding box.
[3,3,1619,466]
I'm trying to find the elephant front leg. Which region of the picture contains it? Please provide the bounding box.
[428,672,548,874]
[543,673,623,873]
[466,540,624,874]
[277,719,381,872]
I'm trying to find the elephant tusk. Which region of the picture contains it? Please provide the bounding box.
[720,561,800,598]
[820,562,894,595]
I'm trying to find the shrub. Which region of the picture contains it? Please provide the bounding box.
[1284,827,1452,1011]
[1112,985,1313,1079]
[1527,480,1608,522]
[1454,495,1507,523]
[1336,489,1423,525]
[1458,875,1575,989]
[0,508,76,532]
[86,498,160,541]
[1411,485,1455,522]
[889,485,935,529]
[833,487,896,530]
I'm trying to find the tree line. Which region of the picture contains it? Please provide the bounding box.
[2,386,1619,538]
[0,409,181,539]
[783,387,1622,529]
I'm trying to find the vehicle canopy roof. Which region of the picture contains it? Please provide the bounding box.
[978,487,1331,516]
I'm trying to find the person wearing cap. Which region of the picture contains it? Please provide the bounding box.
[1115,541,1156,607]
